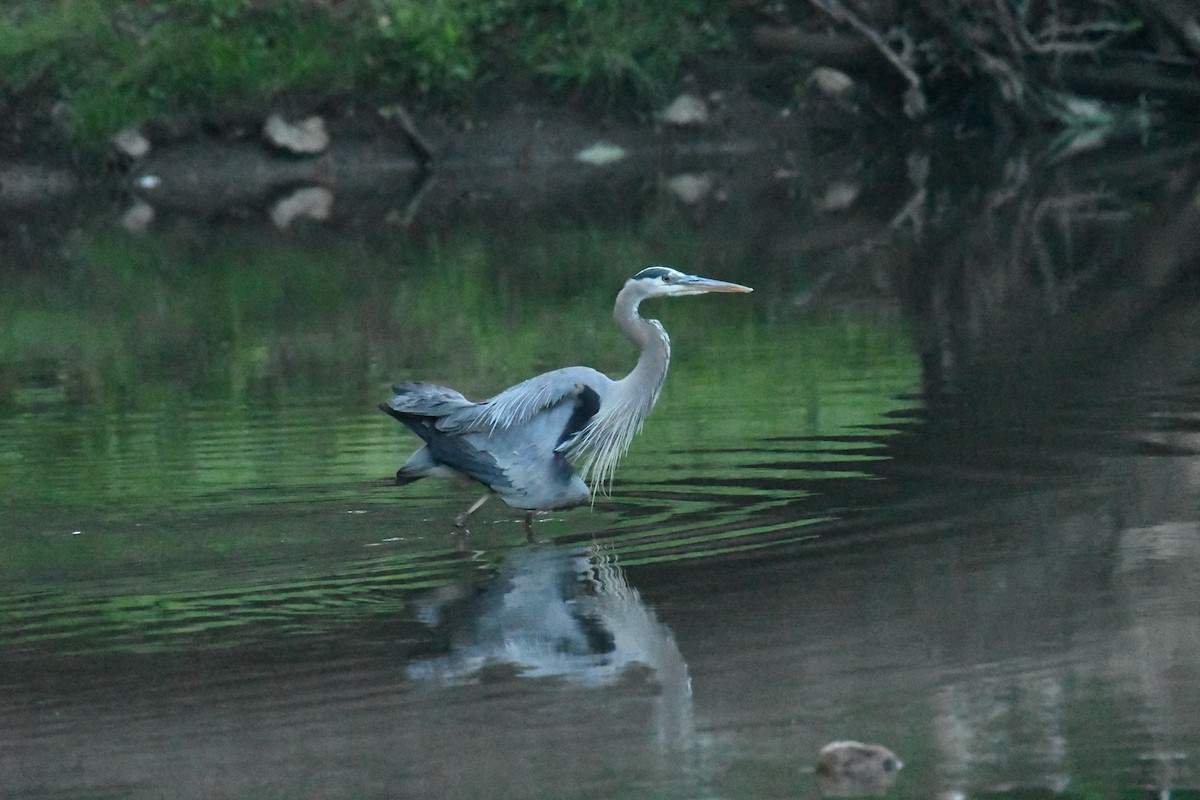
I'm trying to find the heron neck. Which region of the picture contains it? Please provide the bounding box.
[613,284,671,400]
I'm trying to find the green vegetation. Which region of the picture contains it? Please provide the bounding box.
[0,223,733,408]
[0,0,733,152]
[2,0,1193,158]
[0,218,920,593]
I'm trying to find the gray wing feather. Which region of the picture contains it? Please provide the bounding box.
[439,367,612,433]
[385,382,475,417]
[381,384,512,488]
[427,434,513,489]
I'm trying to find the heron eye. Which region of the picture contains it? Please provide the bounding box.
[661,273,673,282]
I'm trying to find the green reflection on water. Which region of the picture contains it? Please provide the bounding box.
[0,222,920,647]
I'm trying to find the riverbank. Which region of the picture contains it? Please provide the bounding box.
[3,0,1198,169]
[2,0,737,161]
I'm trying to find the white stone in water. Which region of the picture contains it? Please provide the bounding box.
[658,93,709,126]
[665,173,713,204]
[270,185,333,229]
[574,141,627,166]
[263,113,330,155]
[809,66,855,99]
[816,180,861,212]
[111,126,150,158]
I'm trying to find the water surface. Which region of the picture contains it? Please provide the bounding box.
[2,136,1198,799]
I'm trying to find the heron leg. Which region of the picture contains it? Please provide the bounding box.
[523,511,535,541]
[454,492,492,528]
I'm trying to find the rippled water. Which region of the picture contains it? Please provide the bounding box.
[2,137,1199,799]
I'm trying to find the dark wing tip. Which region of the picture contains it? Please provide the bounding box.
[379,402,412,425]
[556,383,602,448]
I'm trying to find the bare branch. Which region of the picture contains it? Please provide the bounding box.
[808,0,928,117]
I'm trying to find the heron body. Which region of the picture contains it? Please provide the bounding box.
[380,266,752,520]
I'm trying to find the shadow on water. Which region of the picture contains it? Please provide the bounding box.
[1,130,1199,799]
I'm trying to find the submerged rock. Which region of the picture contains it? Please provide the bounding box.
[816,741,903,797]
[263,113,330,155]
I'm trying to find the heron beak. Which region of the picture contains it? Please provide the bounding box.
[683,275,754,293]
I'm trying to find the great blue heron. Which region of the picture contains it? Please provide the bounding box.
[380,266,752,525]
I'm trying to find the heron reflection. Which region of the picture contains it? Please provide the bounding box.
[408,544,694,749]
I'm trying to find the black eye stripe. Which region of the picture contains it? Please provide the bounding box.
[633,266,674,281]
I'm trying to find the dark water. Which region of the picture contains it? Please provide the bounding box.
[2,134,1199,799]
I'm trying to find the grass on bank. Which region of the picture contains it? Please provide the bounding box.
[0,0,733,155]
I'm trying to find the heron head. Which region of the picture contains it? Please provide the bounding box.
[628,266,753,298]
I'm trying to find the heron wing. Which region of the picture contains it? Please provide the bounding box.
[380,384,513,489]
[381,371,611,502]
[383,382,476,418]
[438,367,611,434]
[426,434,514,490]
